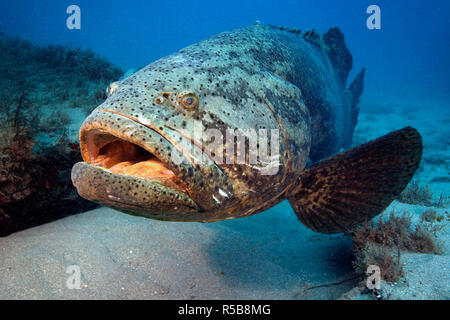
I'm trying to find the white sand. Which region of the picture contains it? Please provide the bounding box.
[0,105,448,300]
[0,202,358,299]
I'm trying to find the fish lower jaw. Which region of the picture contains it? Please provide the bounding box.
[71,161,201,219]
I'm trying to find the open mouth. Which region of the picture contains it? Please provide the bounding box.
[74,109,234,216]
[84,130,186,193]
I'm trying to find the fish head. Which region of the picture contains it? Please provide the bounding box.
[72,51,310,221]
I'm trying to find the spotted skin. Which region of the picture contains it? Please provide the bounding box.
[71,24,420,232]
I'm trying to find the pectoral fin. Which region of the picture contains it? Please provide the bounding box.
[287,127,422,234]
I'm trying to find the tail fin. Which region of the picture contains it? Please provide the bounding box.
[348,68,365,108]
[287,127,422,234]
[323,27,353,87]
[345,68,366,147]
[322,27,364,149]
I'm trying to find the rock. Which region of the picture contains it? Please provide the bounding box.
[0,33,122,235]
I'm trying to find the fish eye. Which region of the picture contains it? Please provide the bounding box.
[182,95,197,108]
[154,96,164,104]
[178,91,199,110]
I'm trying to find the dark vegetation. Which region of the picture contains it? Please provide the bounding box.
[397,180,448,208]
[420,208,447,223]
[0,33,122,116]
[351,210,445,283]
[0,33,123,236]
[397,181,433,206]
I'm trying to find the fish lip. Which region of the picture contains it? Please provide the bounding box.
[71,161,201,217]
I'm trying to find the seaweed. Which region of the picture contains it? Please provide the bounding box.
[353,243,403,283]
[0,33,121,236]
[436,192,449,208]
[0,32,122,118]
[0,93,37,204]
[397,181,434,206]
[351,210,443,283]
[420,208,444,223]
[39,111,71,133]
[398,181,448,208]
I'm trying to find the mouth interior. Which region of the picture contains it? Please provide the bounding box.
[88,134,185,192]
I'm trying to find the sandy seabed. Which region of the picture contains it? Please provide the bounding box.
[0,104,449,300]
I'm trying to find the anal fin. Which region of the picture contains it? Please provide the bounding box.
[287,127,422,234]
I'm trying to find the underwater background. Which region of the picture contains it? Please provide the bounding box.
[0,0,448,299]
[1,0,449,106]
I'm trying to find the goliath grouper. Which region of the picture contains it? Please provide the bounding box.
[71,24,422,233]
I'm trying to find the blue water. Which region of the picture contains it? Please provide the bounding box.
[0,0,448,106]
[0,1,448,300]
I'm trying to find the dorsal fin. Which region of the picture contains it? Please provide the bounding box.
[302,29,322,47]
[264,23,302,35]
[322,26,353,87]
[263,24,353,88]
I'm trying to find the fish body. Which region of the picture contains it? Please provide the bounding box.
[72,24,422,233]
